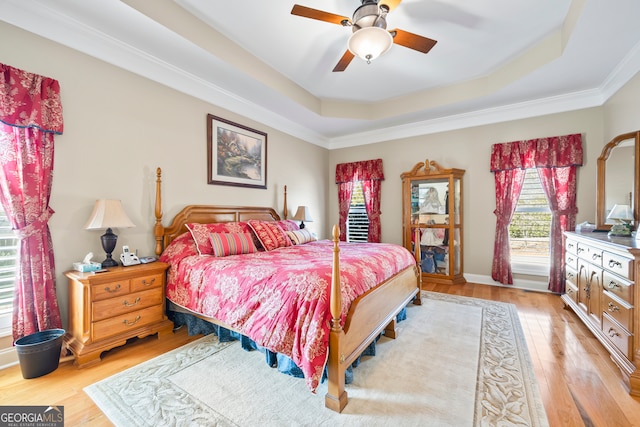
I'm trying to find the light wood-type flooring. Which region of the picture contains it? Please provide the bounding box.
[0,281,639,426]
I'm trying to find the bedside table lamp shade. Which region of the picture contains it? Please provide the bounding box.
[292,206,313,229]
[84,199,135,268]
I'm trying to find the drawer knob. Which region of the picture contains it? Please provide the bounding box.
[592,253,602,261]
[104,284,121,293]
[567,272,574,279]
[607,281,621,290]
[576,246,583,253]
[123,315,141,326]
[567,257,574,264]
[607,302,620,313]
[607,327,620,338]
[123,297,141,307]
[141,278,156,287]
[608,259,622,269]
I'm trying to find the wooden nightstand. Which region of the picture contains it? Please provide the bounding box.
[64,262,174,367]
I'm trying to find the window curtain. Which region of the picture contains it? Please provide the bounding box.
[0,63,63,341]
[335,159,384,242]
[490,133,582,292]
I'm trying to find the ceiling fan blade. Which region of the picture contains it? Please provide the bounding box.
[291,5,350,26]
[390,29,437,54]
[333,50,355,72]
[379,0,402,12]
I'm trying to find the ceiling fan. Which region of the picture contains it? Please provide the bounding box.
[291,0,437,72]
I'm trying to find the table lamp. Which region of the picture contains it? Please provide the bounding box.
[84,199,135,267]
[606,204,633,237]
[292,206,313,229]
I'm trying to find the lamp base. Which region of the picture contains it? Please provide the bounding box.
[608,223,632,237]
[299,221,306,229]
[100,227,119,268]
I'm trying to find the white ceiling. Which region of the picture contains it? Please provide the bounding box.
[2,0,640,149]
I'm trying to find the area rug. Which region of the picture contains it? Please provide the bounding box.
[85,292,548,426]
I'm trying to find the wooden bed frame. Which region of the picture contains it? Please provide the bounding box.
[152,168,421,412]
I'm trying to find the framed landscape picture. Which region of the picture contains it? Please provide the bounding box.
[207,114,267,189]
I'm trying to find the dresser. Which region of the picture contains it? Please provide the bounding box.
[64,262,174,367]
[563,231,640,396]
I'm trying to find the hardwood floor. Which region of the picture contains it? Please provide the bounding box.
[0,282,639,426]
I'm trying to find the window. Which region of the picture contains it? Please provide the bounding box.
[509,169,551,275]
[346,182,369,242]
[0,205,17,334]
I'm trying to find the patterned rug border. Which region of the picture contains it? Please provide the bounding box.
[423,292,548,426]
[85,291,548,426]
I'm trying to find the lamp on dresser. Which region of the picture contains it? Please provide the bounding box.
[606,204,633,237]
[84,199,135,268]
[292,206,313,229]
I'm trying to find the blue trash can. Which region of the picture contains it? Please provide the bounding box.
[14,328,65,379]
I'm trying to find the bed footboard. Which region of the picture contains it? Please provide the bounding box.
[325,226,421,412]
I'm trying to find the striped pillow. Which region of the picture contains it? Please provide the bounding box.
[286,229,317,245]
[209,232,258,257]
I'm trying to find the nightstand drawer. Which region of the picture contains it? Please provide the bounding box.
[92,305,164,341]
[92,288,164,321]
[92,280,130,301]
[131,273,163,292]
[602,313,632,359]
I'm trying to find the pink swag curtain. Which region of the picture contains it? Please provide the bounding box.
[335,159,384,242]
[0,63,63,341]
[490,133,582,293]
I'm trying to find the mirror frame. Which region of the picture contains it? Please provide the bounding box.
[596,130,640,230]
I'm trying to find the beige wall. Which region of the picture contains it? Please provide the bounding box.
[0,23,329,327]
[1,19,639,325]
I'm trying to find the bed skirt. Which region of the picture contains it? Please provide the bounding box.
[166,301,408,385]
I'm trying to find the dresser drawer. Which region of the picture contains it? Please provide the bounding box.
[580,243,603,266]
[565,252,578,271]
[92,288,164,321]
[602,270,633,304]
[564,280,578,304]
[565,238,578,256]
[92,279,130,301]
[602,313,632,359]
[131,273,163,292]
[603,251,633,279]
[92,305,164,341]
[602,292,633,331]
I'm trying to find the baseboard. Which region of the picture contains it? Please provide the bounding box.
[464,273,552,293]
[0,345,18,371]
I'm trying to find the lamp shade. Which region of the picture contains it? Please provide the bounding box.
[606,204,633,221]
[292,206,313,223]
[348,27,393,63]
[84,199,135,230]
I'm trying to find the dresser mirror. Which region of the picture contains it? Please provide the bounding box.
[596,131,640,230]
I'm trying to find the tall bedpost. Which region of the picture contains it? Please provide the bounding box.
[283,185,288,219]
[154,167,165,256]
[325,224,348,412]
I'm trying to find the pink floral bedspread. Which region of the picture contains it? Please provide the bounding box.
[162,237,416,392]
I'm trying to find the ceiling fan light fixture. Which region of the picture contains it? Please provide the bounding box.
[348,27,393,64]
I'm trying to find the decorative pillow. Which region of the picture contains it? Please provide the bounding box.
[286,229,317,245]
[159,231,198,263]
[247,220,293,251]
[209,232,258,257]
[277,219,299,232]
[186,222,259,255]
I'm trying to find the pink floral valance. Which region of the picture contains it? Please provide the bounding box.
[490,133,582,172]
[335,159,384,183]
[0,63,63,134]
